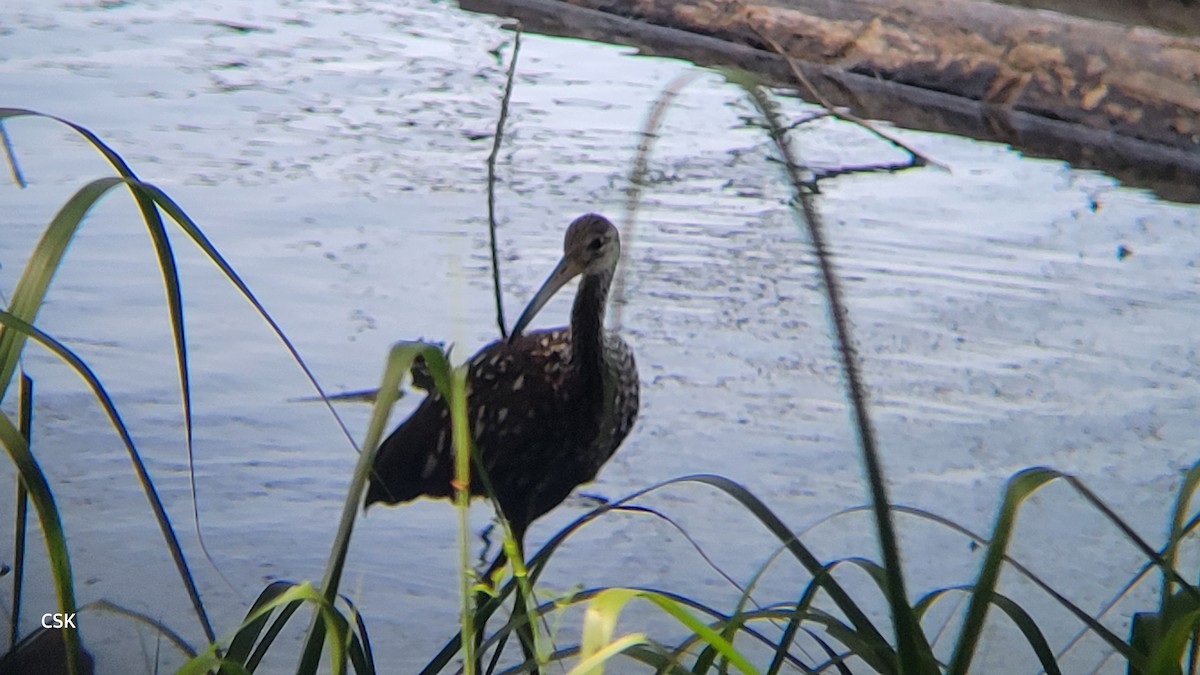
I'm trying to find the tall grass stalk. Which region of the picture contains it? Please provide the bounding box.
[486,28,522,339]
[7,373,31,651]
[450,363,478,674]
[610,70,700,331]
[0,303,216,673]
[1,110,370,671]
[0,107,360,451]
[0,109,208,583]
[6,62,1200,675]
[296,342,453,673]
[0,172,214,646]
[0,400,78,673]
[725,74,931,674]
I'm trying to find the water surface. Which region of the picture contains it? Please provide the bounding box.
[2,1,1199,672]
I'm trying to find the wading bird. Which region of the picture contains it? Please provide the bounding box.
[366,213,639,564]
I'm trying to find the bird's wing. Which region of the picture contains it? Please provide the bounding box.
[366,392,454,505]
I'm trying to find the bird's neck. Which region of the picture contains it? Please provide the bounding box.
[570,270,612,377]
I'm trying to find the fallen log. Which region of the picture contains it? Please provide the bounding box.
[461,0,1200,202]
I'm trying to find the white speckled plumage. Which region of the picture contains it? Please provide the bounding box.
[366,214,640,547]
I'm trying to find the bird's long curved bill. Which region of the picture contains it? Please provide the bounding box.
[509,256,582,340]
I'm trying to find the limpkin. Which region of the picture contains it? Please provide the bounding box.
[365,213,639,563]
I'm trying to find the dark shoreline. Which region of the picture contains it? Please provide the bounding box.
[994,0,1200,37]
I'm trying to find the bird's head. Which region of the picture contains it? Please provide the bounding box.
[510,213,620,340]
[564,212,621,275]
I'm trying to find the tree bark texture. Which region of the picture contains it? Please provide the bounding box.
[579,0,1200,150]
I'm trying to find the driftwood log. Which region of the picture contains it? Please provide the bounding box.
[462,0,1200,202]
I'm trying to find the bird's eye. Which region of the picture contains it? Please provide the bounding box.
[588,239,603,251]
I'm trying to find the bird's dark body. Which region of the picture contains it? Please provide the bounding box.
[365,327,637,532]
[365,214,639,543]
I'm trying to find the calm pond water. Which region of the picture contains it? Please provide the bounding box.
[2,1,1200,672]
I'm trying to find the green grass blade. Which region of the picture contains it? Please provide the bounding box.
[220,580,297,671]
[0,117,25,187]
[423,474,897,675]
[804,629,851,675]
[4,174,219,645]
[181,582,322,674]
[763,554,859,667]
[877,503,1139,665]
[340,594,376,675]
[8,373,32,651]
[766,558,845,675]
[948,467,1058,674]
[568,633,648,675]
[917,586,1066,673]
[986,591,1064,675]
[611,70,701,331]
[675,475,896,671]
[247,600,304,672]
[347,632,372,675]
[0,106,388,675]
[684,612,811,675]
[122,179,201,579]
[723,73,923,675]
[549,591,795,671]
[86,599,197,658]
[1064,475,1199,600]
[318,601,351,675]
[0,308,213,648]
[175,643,231,675]
[691,613,745,674]
[447,358,483,675]
[468,587,776,675]
[1142,602,1200,675]
[576,588,757,675]
[763,556,926,674]
[618,644,694,674]
[695,512,792,674]
[0,113,206,595]
[133,180,359,448]
[766,589,813,675]
[5,112,382,641]
[820,557,932,671]
[1163,461,1200,601]
[0,176,124,402]
[298,342,449,674]
[1131,585,1200,675]
[0,108,146,179]
[0,411,79,674]
[187,581,363,674]
[578,588,638,670]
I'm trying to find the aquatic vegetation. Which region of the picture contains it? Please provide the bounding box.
[2,69,1199,675]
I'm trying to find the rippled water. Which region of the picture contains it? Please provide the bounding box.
[2,1,1199,672]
